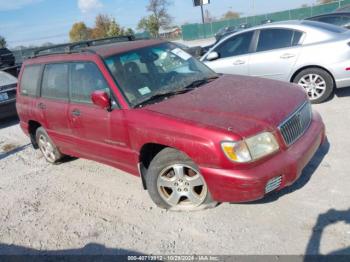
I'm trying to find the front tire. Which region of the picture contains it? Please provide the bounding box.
[293,68,334,104]
[36,127,63,164]
[145,148,217,211]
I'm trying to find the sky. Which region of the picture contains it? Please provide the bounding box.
[0,0,318,48]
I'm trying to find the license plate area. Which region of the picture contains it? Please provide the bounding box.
[0,92,9,102]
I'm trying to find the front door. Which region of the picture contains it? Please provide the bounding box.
[67,61,131,169]
[204,31,254,76]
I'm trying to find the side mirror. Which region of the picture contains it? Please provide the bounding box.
[206,51,219,61]
[91,90,111,110]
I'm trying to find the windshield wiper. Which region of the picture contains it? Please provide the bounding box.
[133,76,219,108]
[183,76,219,90]
[133,89,193,108]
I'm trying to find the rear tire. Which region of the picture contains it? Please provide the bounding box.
[36,127,63,164]
[293,68,334,104]
[145,148,217,211]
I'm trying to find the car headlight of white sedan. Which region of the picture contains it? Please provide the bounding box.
[221,132,280,163]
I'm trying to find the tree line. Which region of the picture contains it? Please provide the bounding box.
[69,14,135,42]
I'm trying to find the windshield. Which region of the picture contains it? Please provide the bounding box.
[104,43,217,107]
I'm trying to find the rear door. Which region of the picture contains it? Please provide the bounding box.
[204,31,254,76]
[248,28,303,81]
[38,63,72,149]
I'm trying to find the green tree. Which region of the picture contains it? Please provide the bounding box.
[107,18,123,37]
[0,35,7,48]
[138,0,172,37]
[222,10,240,20]
[125,28,135,36]
[138,15,159,37]
[91,14,112,39]
[69,22,91,42]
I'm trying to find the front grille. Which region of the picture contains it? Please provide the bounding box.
[265,176,282,194]
[279,102,312,146]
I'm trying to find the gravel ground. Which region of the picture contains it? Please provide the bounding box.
[0,89,350,256]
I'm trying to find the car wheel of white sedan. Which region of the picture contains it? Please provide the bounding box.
[293,68,334,104]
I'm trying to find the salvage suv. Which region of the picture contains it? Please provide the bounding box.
[16,39,326,210]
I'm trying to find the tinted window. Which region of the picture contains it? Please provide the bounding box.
[41,64,69,100]
[70,62,109,104]
[302,20,347,33]
[20,65,42,96]
[257,29,302,52]
[318,15,345,26]
[292,31,303,46]
[214,31,254,58]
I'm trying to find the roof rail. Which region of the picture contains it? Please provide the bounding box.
[31,35,135,58]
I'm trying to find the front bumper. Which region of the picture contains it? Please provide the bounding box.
[200,111,326,203]
[0,99,17,119]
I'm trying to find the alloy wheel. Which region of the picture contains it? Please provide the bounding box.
[157,164,208,208]
[38,134,56,162]
[298,74,326,101]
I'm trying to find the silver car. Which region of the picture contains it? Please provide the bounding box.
[201,20,350,103]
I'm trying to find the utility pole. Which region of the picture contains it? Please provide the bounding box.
[252,0,255,16]
[201,4,205,24]
[193,0,210,24]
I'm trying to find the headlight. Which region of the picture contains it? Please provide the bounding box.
[221,132,279,163]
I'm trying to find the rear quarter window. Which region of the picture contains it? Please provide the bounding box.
[20,65,42,96]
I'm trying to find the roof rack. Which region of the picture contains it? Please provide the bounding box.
[31,35,135,58]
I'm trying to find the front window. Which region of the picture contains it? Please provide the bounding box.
[214,31,253,58]
[104,43,217,107]
[70,62,110,104]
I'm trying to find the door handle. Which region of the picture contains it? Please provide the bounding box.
[71,109,81,117]
[280,53,296,59]
[233,60,245,65]
[38,103,46,109]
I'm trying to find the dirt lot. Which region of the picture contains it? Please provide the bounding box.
[0,89,350,256]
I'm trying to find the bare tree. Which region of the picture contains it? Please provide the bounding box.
[138,0,172,37]
[0,35,7,48]
[204,9,216,23]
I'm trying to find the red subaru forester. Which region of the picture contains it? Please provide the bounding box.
[16,39,326,210]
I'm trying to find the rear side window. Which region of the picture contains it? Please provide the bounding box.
[257,29,303,52]
[41,63,69,100]
[70,62,109,104]
[20,65,42,96]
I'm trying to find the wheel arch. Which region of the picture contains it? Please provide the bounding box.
[138,143,198,190]
[28,120,42,149]
[290,65,336,88]
[138,143,168,190]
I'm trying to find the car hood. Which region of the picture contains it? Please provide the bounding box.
[145,75,307,137]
